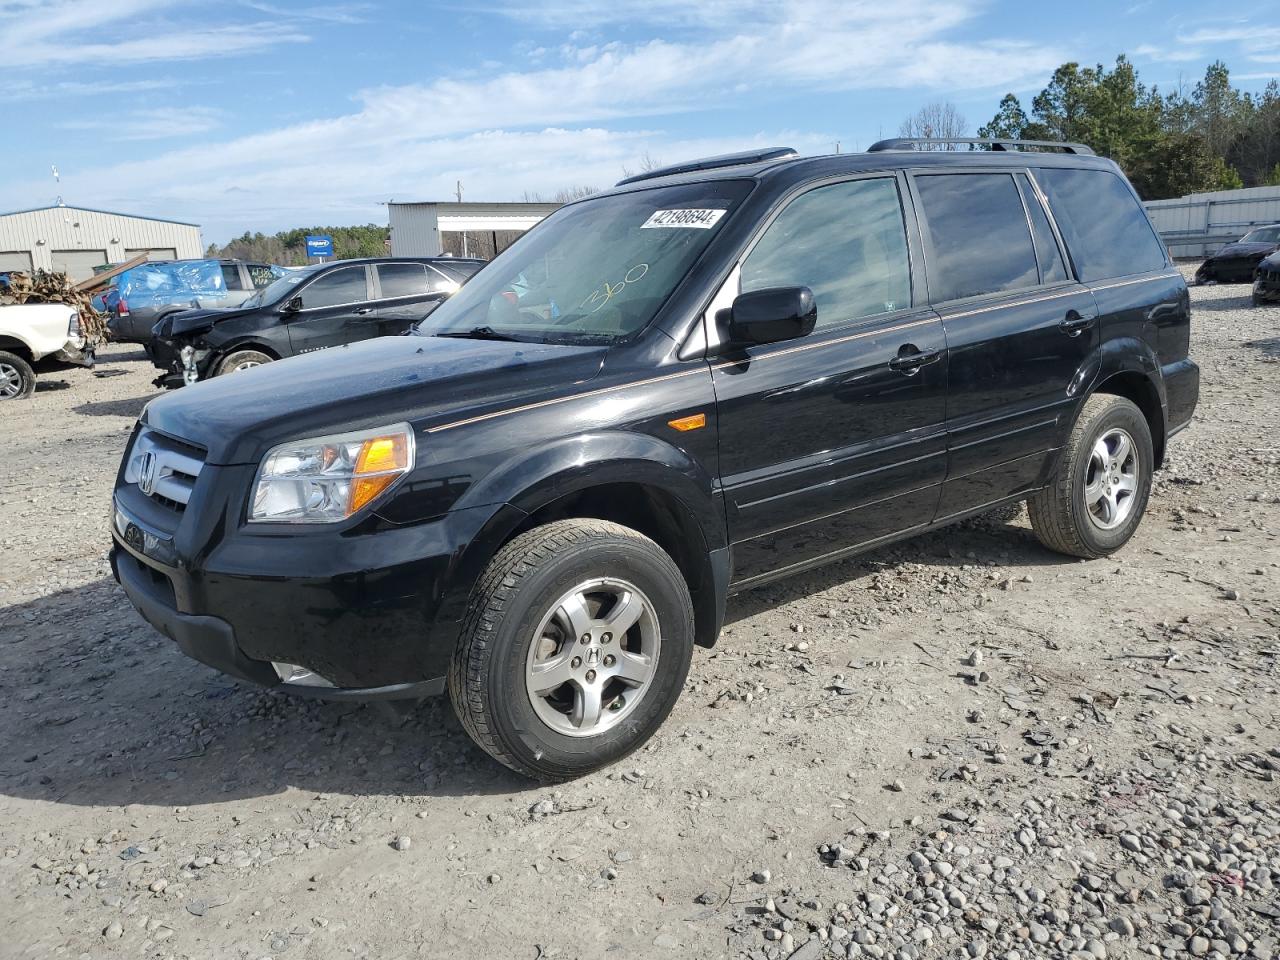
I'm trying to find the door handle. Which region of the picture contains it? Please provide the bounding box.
[888,346,941,375]
[1059,310,1097,336]
[353,307,375,316]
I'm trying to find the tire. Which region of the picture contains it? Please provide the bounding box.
[1029,394,1154,559]
[215,349,273,376]
[449,519,695,781]
[0,350,35,400]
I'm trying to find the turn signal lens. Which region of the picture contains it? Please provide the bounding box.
[250,424,416,523]
[668,412,706,432]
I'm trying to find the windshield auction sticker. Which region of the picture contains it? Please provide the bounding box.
[641,209,727,229]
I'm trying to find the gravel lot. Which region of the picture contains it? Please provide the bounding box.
[1,270,1278,960]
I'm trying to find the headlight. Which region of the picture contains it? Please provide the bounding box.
[250,423,415,523]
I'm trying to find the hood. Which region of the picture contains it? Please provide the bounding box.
[142,334,607,464]
[158,305,258,338]
[1208,241,1278,260]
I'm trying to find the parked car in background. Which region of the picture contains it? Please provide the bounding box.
[1194,224,1280,284]
[149,257,484,387]
[0,302,93,399]
[111,141,1197,780]
[107,259,283,345]
[1254,251,1280,305]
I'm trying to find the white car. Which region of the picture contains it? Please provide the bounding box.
[0,302,94,400]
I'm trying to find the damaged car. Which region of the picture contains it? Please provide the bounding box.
[1194,224,1280,284]
[1254,250,1280,305]
[0,301,93,399]
[150,257,483,387]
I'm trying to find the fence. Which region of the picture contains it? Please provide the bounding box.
[1144,185,1280,258]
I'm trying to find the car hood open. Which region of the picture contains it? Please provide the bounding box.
[142,334,607,464]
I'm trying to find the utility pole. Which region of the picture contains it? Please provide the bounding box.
[455,180,463,202]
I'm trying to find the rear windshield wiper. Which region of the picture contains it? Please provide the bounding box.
[433,326,526,342]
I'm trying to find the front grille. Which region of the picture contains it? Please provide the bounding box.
[123,428,208,513]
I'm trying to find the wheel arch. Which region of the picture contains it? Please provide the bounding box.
[430,432,729,654]
[211,340,282,371]
[0,336,35,362]
[1091,369,1166,468]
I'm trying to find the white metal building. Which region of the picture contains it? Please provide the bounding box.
[1145,186,1280,258]
[0,204,203,281]
[388,201,561,258]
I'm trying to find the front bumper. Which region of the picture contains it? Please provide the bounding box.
[108,481,498,699]
[1196,257,1265,285]
[1254,276,1280,303]
[150,336,212,389]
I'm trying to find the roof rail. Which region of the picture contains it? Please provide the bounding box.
[866,138,1095,156]
[616,147,798,186]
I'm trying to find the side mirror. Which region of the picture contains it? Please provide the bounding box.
[281,295,302,314]
[723,286,816,348]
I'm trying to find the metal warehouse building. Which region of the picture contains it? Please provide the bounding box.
[1145,185,1280,259]
[389,201,561,259]
[0,204,203,281]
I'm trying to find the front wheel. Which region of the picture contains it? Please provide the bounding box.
[1029,394,1153,559]
[215,349,272,376]
[0,351,35,400]
[449,519,695,781]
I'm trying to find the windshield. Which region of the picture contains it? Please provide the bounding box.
[422,180,752,343]
[242,265,322,308]
[1241,226,1280,244]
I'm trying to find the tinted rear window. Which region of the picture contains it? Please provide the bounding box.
[915,173,1039,302]
[1034,168,1167,282]
[377,262,430,298]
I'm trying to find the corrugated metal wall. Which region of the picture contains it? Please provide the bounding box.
[389,202,561,257]
[1145,186,1280,258]
[0,206,203,280]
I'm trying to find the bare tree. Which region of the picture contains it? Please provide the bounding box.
[620,151,664,179]
[520,185,599,203]
[898,102,968,149]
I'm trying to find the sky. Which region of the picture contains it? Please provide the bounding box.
[2,0,1279,244]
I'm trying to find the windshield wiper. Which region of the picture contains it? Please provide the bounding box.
[434,326,526,342]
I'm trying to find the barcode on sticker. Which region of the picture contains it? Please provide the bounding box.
[641,209,727,229]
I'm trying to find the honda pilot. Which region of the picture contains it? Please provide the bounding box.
[111,141,1199,781]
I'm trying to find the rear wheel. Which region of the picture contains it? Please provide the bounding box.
[215,349,272,376]
[1029,394,1153,559]
[0,351,35,400]
[449,519,695,781]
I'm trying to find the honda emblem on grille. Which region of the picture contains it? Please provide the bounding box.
[137,451,158,496]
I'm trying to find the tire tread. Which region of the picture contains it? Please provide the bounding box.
[1029,394,1143,559]
[448,518,681,781]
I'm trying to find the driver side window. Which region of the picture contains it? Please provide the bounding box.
[742,177,912,330]
[299,267,368,309]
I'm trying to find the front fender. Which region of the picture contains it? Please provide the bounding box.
[423,430,726,666]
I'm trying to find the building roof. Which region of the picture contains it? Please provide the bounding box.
[0,204,200,227]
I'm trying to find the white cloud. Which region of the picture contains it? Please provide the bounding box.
[59,106,223,141]
[0,0,1067,239]
[0,0,308,67]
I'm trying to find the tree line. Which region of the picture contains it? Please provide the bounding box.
[205,225,389,265]
[902,58,1280,200]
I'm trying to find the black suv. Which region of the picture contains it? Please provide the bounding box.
[111,141,1198,781]
[149,257,484,386]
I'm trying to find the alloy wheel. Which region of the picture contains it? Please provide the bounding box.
[1085,427,1139,530]
[0,362,23,399]
[524,577,661,738]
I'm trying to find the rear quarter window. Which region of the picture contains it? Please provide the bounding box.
[1033,168,1167,282]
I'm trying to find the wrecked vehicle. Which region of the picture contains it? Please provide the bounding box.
[112,141,1197,781]
[149,257,483,387]
[107,259,284,345]
[1254,251,1280,305]
[1193,224,1280,285]
[0,302,93,399]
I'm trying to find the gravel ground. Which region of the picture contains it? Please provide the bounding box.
[1,270,1277,960]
